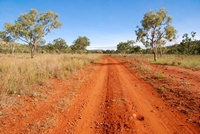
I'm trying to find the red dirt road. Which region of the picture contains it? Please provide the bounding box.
[0,56,199,133]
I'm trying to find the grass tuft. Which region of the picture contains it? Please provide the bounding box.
[154,72,165,79]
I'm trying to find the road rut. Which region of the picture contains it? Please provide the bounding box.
[1,56,199,134]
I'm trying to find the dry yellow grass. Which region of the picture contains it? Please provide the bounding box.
[0,54,101,95]
[114,54,200,69]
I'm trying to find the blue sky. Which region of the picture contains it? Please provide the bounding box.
[0,0,200,50]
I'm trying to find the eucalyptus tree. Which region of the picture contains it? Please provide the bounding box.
[53,38,68,52]
[181,31,196,54]
[1,9,62,58]
[157,40,166,57]
[117,40,135,54]
[117,42,130,54]
[0,30,16,54]
[71,36,90,53]
[135,8,177,61]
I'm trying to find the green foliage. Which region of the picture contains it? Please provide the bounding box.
[178,32,198,54]
[0,29,17,54]
[1,9,62,58]
[52,38,68,52]
[164,38,200,55]
[71,36,90,53]
[152,55,200,69]
[87,50,103,54]
[0,41,29,54]
[0,31,13,42]
[135,8,177,61]
[117,41,132,53]
[102,50,116,54]
[37,39,46,46]
[131,45,141,53]
[116,40,141,54]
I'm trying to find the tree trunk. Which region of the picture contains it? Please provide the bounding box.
[160,47,163,57]
[30,45,35,58]
[153,48,157,61]
[9,43,15,55]
[188,42,190,54]
[10,44,15,55]
[12,46,15,55]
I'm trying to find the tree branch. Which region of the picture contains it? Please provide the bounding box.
[18,37,29,44]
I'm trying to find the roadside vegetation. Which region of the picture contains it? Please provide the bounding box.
[0,54,100,95]
[153,55,200,69]
[120,54,200,69]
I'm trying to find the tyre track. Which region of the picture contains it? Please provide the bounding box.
[50,57,109,134]
[112,57,199,133]
[1,56,199,133]
[51,56,199,133]
[100,58,136,133]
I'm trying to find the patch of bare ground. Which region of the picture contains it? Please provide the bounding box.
[119,56,200,128]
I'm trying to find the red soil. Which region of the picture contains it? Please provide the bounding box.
[0,56,199,134]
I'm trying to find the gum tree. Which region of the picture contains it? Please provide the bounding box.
[181,31,196,54]
[0,30,16,54]
[135,8,176,61]
[53,38,68,52]
[117,40,135,54]
[71,36,90,53]
[1,9,62,58]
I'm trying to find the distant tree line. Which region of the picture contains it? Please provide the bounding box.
[0,8,199,58]
[1,38,199,55]
[0,36,91,54]
[163,40,200,55]
[116,40,141,54]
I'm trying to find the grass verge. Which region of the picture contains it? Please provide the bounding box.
[113,54,200,69]
[0,54,101,95]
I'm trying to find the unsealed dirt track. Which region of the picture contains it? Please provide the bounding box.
[0,56,199,134]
